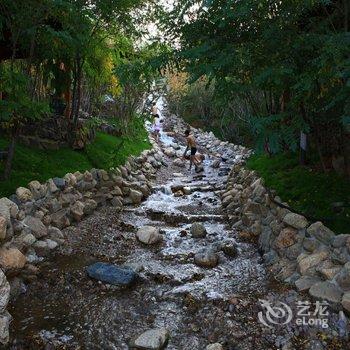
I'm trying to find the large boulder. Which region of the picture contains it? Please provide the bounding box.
[307,221,335,245]
[132,328,169,350]
[23,216,47,238]
[194,249,218,268]
[86,262,136,286]
[0,248,26,271]
[136,226,163,245]
[309,281,343,304]
[283,213,308,229]
[190,223,207,238]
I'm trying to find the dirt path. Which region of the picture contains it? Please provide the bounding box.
[7,116,348,350]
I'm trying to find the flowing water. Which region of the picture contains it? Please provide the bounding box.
[7,126,348,350]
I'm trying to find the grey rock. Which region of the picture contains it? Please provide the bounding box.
[309,281,343,304]
[0,270,10,313]
[295,276,321,292]
[52,177,66,190]
[307,221,335,244]
[0,311,11,345]
[23,216,47,238]
[333,234,350,248]
[136,226,163,245]
[283,213,308,229]
[132,328,169,350]
[130,189,143,204]
[335,262,350,291]
[190,223,207,238]
[194,249,218,268]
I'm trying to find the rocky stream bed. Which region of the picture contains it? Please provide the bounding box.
[6,115,350,350]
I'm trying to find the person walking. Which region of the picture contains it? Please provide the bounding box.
[182,129,199,170]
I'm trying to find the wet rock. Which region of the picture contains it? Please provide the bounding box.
[0,248,26,271]
[309,281,343,304]
[206,344,223,350]
[295,276,321,292]
[307,221,335,245]
[190,222,207,238]
[130,189,143,204]
[173,158,185,167]
[16,187,33,202]
[131,328,169,350]
[211,159,221,169]
[194,249,218,268]
[23,216,47,238]
[221,241,238,257]
[86,262,136,286]
[183,187,191,195]
[136,226,163,245]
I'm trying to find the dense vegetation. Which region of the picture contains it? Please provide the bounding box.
[159,0,350,233]
[0,0,167,200]
[0,118,149,197]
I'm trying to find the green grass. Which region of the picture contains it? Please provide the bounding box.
[0,119,150,197]
[247,153,350,234]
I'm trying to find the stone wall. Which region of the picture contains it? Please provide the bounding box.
[222,163,350,313]
[0,133,165,344]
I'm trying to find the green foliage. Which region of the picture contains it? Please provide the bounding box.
[247,153,350,234]
[0,122,150,196]
[85,117,150,169]
[164,0,350,160]
[0,65,49,126]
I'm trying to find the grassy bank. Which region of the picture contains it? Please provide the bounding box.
[0,120,150,197]
[247,153,350,234]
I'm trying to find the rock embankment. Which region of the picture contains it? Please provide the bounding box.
[0,134,166,344]
[222,163,350,312]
